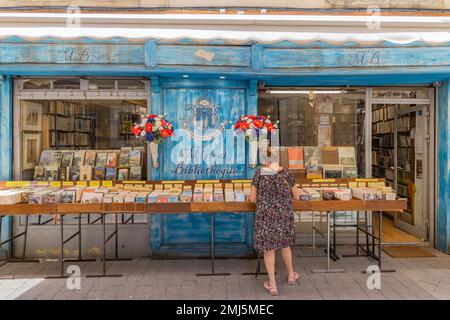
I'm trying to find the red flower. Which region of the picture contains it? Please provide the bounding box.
[253,119,263,129]
[264,123,274,132]
[145,123,153,133]
[248,115,256,120]
[160,128,172,138]
[239,122,250,130]
[147,114,157,118]
[131,126,142,136]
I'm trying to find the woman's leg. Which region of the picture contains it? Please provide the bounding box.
[280,246,295,277]
[263,249,276,288]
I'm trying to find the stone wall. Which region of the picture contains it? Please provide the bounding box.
[0,0,448,10]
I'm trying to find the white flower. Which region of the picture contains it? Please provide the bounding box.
[249,123,255,129]
[140,130,146,137]
[245,129,252,136]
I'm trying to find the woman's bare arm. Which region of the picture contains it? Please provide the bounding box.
[291,185,301,201]
[250,185,257,203]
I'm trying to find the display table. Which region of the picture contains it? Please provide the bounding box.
[0,199,407,278]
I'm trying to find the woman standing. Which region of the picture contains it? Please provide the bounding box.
[250,148,301,296]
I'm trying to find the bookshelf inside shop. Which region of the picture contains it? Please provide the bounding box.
[371,104,415,215]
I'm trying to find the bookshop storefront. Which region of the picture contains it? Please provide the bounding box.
[1,15,450,258]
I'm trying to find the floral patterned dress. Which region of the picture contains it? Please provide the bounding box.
[251,167,296,253]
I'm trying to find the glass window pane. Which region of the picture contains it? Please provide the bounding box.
[118,79,146,90]
[372,89,429,99]
[53,78,80,90]
[22,79,51,89]
[258,89,366,177]
[88,79,116,90]
[20,99,148,182]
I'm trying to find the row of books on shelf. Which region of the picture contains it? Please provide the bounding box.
[397,115,412,132]
[33,165,143,181]
[372,152,394,168]
[372,120,394,134]
[44,101,91,118]
[50,132,91,146]
[38,148,144,168]
[373,135,394,148]
[284,146,356,170]
[0,182,398,205]
[48,115,93,132]
[372,105,395,122]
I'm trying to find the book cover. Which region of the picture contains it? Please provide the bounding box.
[105,167,116,180]
[72,151,85,167]
[106,152,117,168]
[33,165,45,180]
[94,166,106,180]
[61,190,76,203]
[118,150,130,167]
[304,147,322,167]
[80,165,93,181]
[129,166,142,180]
[70,166,80,181]
[117,168,129,180]
[343,166,358,178]
[58,167,69,181]
[323,165,343,179]
[51,152,62,167]
[84,151,96,166]
[81,192,103,204]
[95,152,108,167]
[339,147,356,166]
[287,147,304,169]
[39,150,53,166]
[129,150,142,167]
[44,166,59,181]
[61,151,74,167]
[306,166,323,179]
[322,147,340,165]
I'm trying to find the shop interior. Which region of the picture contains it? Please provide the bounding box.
[258,87,432,247]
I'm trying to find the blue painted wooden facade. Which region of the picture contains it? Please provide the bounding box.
[1,36,450,255]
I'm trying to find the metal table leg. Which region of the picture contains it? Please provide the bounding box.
[197,212,230,277]
[87,214,122,278]
[311,211,344,274]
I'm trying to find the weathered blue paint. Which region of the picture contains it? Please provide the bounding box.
[262,46,450,69]
[437,81,450,253]
[0,42,144,65]
[150,79,255,257]
[156,44,252,67]
[0,76,12,256]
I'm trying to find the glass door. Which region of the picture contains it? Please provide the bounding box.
[394,105,429,239]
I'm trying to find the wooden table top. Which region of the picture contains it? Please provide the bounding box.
[0,199,407,215]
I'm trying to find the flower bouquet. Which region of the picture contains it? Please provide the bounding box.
[233,115,278,167]
[131,114,174,168]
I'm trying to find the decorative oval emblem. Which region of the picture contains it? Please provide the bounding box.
[180,98,227,141]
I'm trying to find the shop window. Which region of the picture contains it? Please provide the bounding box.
[17,99,149,225]
[372,89,429,99]
[22,79,51,90]
[53,78,81,90]
[258,89,366,177]
[118,79,146,90]
[88,79,116,90]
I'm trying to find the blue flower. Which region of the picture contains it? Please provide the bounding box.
[145,132,156,142]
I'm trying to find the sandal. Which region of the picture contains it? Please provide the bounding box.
[287,272,299,285]
[263,281,279,296]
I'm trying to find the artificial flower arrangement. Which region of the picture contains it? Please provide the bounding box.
[131,114,174,168]
[131,114,174,143]
[233,115,278,141]
[232,115,278,167]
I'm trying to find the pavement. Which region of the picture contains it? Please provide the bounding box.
[0,245,449,300]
